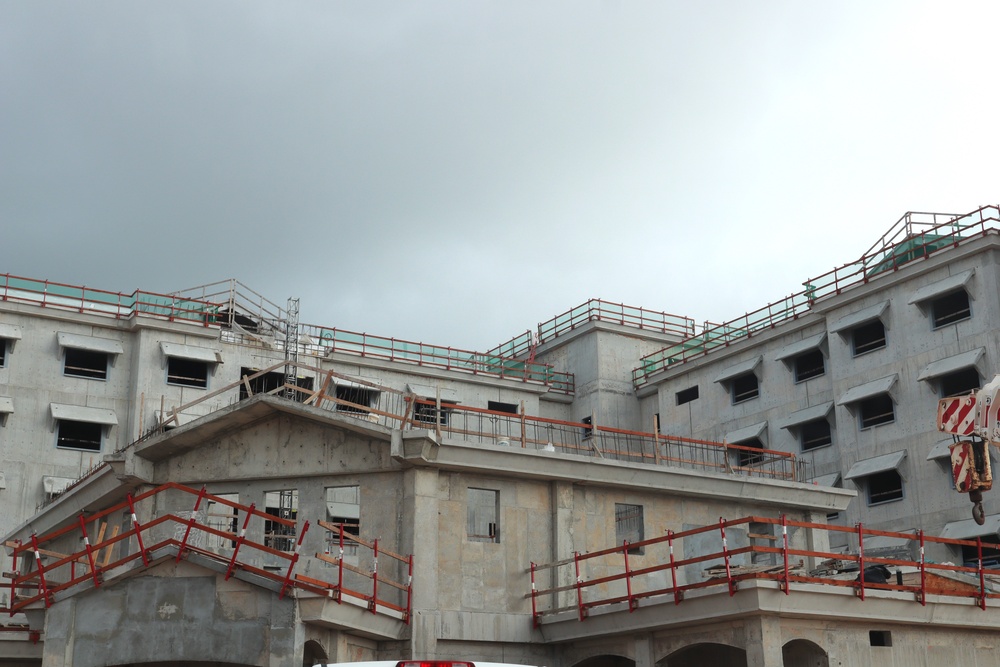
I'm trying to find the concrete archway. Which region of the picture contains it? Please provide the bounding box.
[303,639,329,666]
[663,642,747,667]
[572,655,635,667]
[782,639,829,667]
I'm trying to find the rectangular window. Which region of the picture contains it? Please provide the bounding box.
[0,339,6,368]
[615,503,644,555]
[263,489,298,552]
[852,320,887,356]
[56,420,103,452]
[413,399,456,426]
[735,437,765,467]
[731,373,759,404]
[931,290,971,328]
[335,385,379,415]
[64,348,109,380]
[961,535,1000,568]
[676,386,699,405]
[238,368,314,402]
[467,488,499,543]
[800,419,833,451]
[939,367,980,398]
[205,493,240,549]
[866,470,903,505]
[793,349,825,383]
[869,631,893,647]
[858,394,895,429]
[326,486,361,560]
[487,401,518,414]
[167,358,209,389]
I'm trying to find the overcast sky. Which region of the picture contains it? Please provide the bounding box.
[2,2,998,351]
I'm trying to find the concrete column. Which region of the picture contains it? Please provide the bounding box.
[744,616,783,667]
[400,465,440,657]
[635,634,655,667]
[551,480,576,612]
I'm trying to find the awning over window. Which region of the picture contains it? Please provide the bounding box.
[828,301,890,334]
[941,514,1000,540]
[927,438,957,461]
[724,421,767,444]
[160,342,223,364]
[50,403,118,425]
[714,355,763,384]
[42,476,76,496]
[908,269,975,305]
[0,397,12,414]
[0,323,23,341]
[406,383,459,401]
[844,450,906,480]
[57,332,124,355]
[326,501,360,520]
[774,333,827,362]
[808,472,841,488]
[335,377,382,391]
[779,401,834,429]
[917,348,985,382]
[837,375,898,406]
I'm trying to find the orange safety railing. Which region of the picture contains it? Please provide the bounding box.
[528,515,1000,626]
[633,205,1000,386]
[5,483,412,624]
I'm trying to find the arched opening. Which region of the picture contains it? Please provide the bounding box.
[572,655,635,667]
[664,642,747,667]
[303,639,329,666]
[782,639,829,667]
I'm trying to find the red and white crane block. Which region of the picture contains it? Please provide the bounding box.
[938,393,977,436]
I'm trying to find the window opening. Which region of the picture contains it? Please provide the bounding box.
[335,385,378,415]
[167,357,209,389]
[931,290,971,328]
[413,399,456,426]
[205,493,240,549]
[799,419,832,451]
[869,631,892,647]
[64,348,108,380]
[939,367,980,398]
[961,535,1000,568]
[793,349,825,382]
[866,470,903,505]
[467,488,499,543]
[735,437,765,467]
[858,394,894,429]
[615,503,644,555]
[676,386,699,405]
[56,420,102,452]
[852,320,886,356]
[731,373,759,404]
[0,339,6,368]
[264,489,298,552]
[239,368,313,401]
[326,486,361,561]
[487,401,518,414]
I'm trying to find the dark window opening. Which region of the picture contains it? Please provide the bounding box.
[939,367,980,398]
[800,419,833,451]
[731,373,759,404]
[866,470,903,505]
[961,535,1000,568]
[167,358,209,388]
[56,420,102,452]
[488,401,518,414]
[793,349,825,382]
[64,348,108,380]
[852,320,886,356]
[582,415,593,439]
[238,368,313,401]
[615,503,645,555]
[735,437,765,467]
[263,490,298,552]
[858,394,895,429]
[869,631,892,647]
[676,386,699,405]
[931,290,971,328]
[826,511,840,521]
[413,399,456,426]
[335,385,378,415]
[0,339,7,367]
[467,488,499,543]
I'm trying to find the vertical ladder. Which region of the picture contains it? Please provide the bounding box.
[284,297,300,400]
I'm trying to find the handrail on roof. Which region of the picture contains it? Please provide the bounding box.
[631,205,1000,387]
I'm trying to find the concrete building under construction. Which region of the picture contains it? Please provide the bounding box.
[2,205,1000,666]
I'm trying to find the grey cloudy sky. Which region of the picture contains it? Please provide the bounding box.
[2,2,998,351]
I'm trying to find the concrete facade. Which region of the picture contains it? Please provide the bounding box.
[3,208,1000,666]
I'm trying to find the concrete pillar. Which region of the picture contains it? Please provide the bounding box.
[744,616,783,667]
[551,480,576,612]
[400,465,440,658]
[635,634,655,667]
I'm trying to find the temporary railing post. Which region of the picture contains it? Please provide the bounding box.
[77,515,100,588]
[623,541,636,612]
[370,537,379,614]
[720,518,735,596]
[529,562,539,628]
[279,520,309,600]
[336,523,345,602]
[405,554,414,625]
[978,536,987,610]
[126,494,150,567]
[856,523,866,601]
[667,530,681,605]
[919,530,927,606]
[176,486,208,562]
[225,503,256,580]
[574,551,586,621]
[29,533,51,609]
[781,514,790,595]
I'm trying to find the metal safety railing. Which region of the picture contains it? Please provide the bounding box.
[528,515,1000,626]
[489,299,697,359]
[4,483,412,623]
[633,205,1000,386]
